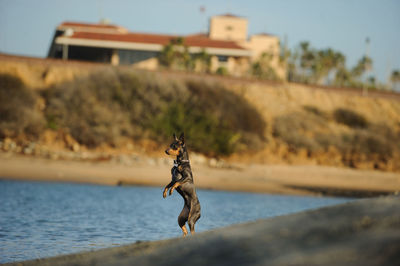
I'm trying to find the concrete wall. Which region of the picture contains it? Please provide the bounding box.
[209,15,248,42]
[132,57,159,70]
[241,34,286,79]
[208,15,285,79]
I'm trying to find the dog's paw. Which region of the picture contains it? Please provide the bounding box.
[169,188,174,195]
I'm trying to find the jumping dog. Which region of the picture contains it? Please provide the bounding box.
[163,133,201,237]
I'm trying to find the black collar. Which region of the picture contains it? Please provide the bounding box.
[174,159,190,163]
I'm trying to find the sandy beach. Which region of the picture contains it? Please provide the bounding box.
[1,153,400,197]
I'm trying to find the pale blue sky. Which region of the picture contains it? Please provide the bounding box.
[0,0,399,82]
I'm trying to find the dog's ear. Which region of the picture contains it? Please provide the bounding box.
[179,133,185,144]
[173,133,177,140]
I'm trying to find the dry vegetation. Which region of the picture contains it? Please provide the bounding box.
[0,74,45,139]
[1,55,400,171]
[1,69,265,156]
[273,105,400,168]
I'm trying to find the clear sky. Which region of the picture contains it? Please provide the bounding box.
[0,0,399,83]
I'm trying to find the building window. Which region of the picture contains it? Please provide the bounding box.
[217,55,229,62]
[68,45,112,63]
[118,50,158,65]
[226,25,233,31]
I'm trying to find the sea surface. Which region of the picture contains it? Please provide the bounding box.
[0,180,351,263]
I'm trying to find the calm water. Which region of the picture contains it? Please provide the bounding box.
[0,180,350,263]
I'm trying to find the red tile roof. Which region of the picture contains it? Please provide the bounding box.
[185,33,208,38]
[60,21,121,30]
[58,21,128,34]
[185,35,246,50]
[67,31,247,50]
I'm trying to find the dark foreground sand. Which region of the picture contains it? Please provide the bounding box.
[5,196,400,266]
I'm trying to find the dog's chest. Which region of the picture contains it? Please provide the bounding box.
[172,165,186,175]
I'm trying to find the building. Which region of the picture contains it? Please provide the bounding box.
[48,14,284,78]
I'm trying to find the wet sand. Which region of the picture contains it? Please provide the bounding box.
[5,195,400,266]
[1,154,400,197]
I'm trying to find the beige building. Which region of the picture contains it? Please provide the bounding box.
[48,14,285,79]
[209,14,248,41]
[243,34,285,78]
[209,14,284,78]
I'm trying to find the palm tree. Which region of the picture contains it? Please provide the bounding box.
[286,47,299,82]
[194,49,211,73]
[251,52,279,80]
[334,66,352,87]
[391,70,400,91]
[298,44,346,85]
[158,42,175,68]
[299,41,315,82]
[367,76,376,89]
[351,56,372,79]
[312,48,339,84]
[158,37,194,71]
[324,50,345,85]
[348,55,373,92]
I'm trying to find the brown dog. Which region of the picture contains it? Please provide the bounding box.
[163,133,201,236]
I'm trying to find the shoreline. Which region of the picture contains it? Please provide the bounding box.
[5,195,400,266]
[1,154,400,198]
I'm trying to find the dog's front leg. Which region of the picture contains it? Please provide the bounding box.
[169,181,181,196]
[170,170,189,195]
[163,181,174,198]
[163,187,168,198]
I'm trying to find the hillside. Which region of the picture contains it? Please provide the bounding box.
[1,53,400,172]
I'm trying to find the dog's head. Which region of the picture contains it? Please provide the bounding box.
[165,133,185,156]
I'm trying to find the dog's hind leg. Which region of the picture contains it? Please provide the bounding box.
[188,203,201,235]
[178,205,189,237]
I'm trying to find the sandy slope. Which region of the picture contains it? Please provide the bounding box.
[1,154,400,197]
[2,53,400,173]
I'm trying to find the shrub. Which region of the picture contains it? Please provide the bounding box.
[0,74,44,138]
[345,123,400,158]
[185,80,265,139]
[273,112,326,152]
[303,105,327,118]
[339,130,393,159]
[333,108,368,128]
[152,102,240,155]
[273,109,397,161]
[151,80,266,155]
[43,69,266,155]
[44,70,133,147]
[251,62,279,81]
[216,67,228,76]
